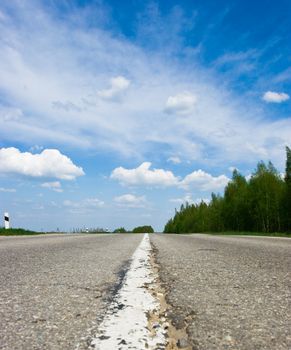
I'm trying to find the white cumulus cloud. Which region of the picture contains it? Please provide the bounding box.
[180,169,230,191]
[164,91,197,115]
[114,194,146,208]
[41,181,63,192]
[97,76,130,100]
[0,147,84,180]
[262,91,290,103]
[111,163,229,192]
[111,162,179,187]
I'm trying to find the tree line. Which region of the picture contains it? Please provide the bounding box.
[113,225,154,233]
[164,147,291,234]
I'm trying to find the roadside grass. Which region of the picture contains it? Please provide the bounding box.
[0,229,110,236]
[0,228,42,236]
[208,231,291,238]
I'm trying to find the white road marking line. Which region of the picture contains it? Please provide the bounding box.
[91,233,165,349]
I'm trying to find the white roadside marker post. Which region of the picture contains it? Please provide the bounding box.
[4,212,10,229]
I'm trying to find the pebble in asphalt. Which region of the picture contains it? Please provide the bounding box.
[150,234,291,350]
[0,233,142,350]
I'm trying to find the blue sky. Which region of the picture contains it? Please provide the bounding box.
[0,0,290,231]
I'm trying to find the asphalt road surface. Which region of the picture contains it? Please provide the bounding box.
[150,234,291,350]
[0,233,290,350]
[0,234,141,350]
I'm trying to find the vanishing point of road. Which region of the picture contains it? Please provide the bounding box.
[0,233,290,350]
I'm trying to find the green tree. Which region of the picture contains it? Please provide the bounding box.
[249,162,284,232]
[163,149,290,234]
[284,146,291,231]
[132,225,154,233]
[223,169,250,231]
[208,193,224,232]
[113,227,127,233]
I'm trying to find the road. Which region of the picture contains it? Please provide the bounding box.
[0,233,290,350]
[150,234,291,350]
[0,234,141,350]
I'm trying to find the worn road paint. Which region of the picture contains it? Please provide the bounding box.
[90,234,166,349]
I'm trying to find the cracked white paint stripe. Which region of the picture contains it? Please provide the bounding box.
[91,234,165,349]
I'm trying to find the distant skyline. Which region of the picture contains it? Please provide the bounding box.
[0,0,290,231]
